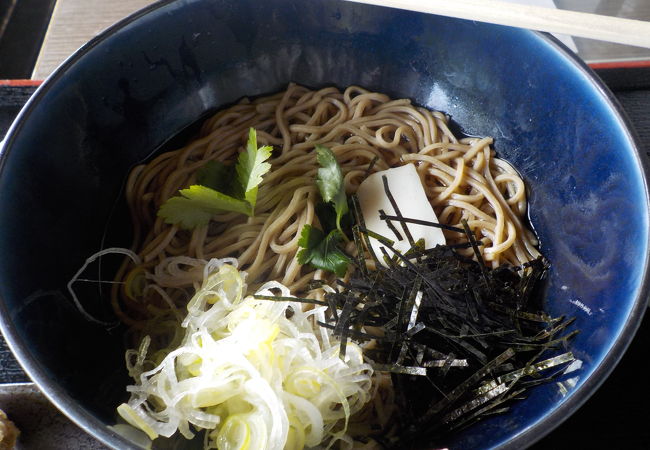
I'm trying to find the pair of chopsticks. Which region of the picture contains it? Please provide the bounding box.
[346,0,650,49]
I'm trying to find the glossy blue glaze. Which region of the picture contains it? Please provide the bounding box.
[0,0,647,449]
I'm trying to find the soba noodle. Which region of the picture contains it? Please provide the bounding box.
[113,83,540,327]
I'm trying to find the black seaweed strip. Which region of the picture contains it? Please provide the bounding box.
[363,155,380,178]
[253,294,328,306]
[335,291,360,359]
[334,291,358,334]
[442,382,509,424]
[463,323,490,349]
[379,246,400,271]
[388,284,411,361]
[519,341,564,381]
[326,296,339,322]
[488,302,552,323]
[338,331,349,359]
[505,330,579,350]
[422,270,460,309]
[520,356,575,384]
[364,228,396,247]
[519,365,574,388]
[482,407,511,416]
[426,294,467,322]
[351,195,382,269]
[409,341,448,360]
[354,274,383,328]
[512,307,524,336]
[416,347,425,365]
[425,308,454,333]
[495,363,516,373]
[335,278,372,291]
[378,212,465,233]
[466,289,480,323]
[400,284,422,357]
[534,316,576,341]
[404,343,426,368]
[422,359,468,368]
[373,364,427,376]
[400,277,422,332]
[461,219,490,287]
[379,208,404,241]
[422,348,515,419]
[403,242,482,260]
[454,338,487,364]
[424,326,487,366]
[519,259,549,304]
[406,322,426,337]
[423,326,516,341]
[353,298,381,340]
[351,226,369,278]
[355,300,382,326]
[359,229,458,302]
[445,387,526,434]
[316,320,394,342]
[383,315,399,330]
[381,175,417,250]
[402,239,426,262]
[329,217,576,443]
[439,352,457,379]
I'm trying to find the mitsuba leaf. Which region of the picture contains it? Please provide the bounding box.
[196,161,233,193]
[315,201,338,235]
[158,196,214,230]
[236,128,273,209]
[158,185,252,229]
[158,128,272,229]
[297,225,350,277]
[315,200,354,237]
[315,145,349,232]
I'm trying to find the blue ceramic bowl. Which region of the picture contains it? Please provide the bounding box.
[0,0,648,448]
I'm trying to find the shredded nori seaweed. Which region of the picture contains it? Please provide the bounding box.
[325,193,576,447]
[258,189,578,447]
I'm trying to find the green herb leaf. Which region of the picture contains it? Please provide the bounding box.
[158,185,252,229]
[196,161,233,193]
[297,224,350,277]
[158,128,272,228]
[315,200,354,237]
[235,128,273,209]
[315,145,348,232]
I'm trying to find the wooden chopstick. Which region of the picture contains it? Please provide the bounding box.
[345,0,650,49]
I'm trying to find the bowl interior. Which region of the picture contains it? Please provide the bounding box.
[0,0,648,448]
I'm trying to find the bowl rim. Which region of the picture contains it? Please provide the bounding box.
[0,0,649,449]
[498,32,650,449]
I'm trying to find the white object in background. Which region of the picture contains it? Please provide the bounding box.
[346,0,650,49]
[356,164,446,265]
[32,0,158,80]
[500,0,578,52]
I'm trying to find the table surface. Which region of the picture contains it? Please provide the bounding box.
[32,0,157,79]
[30,0,650,80]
